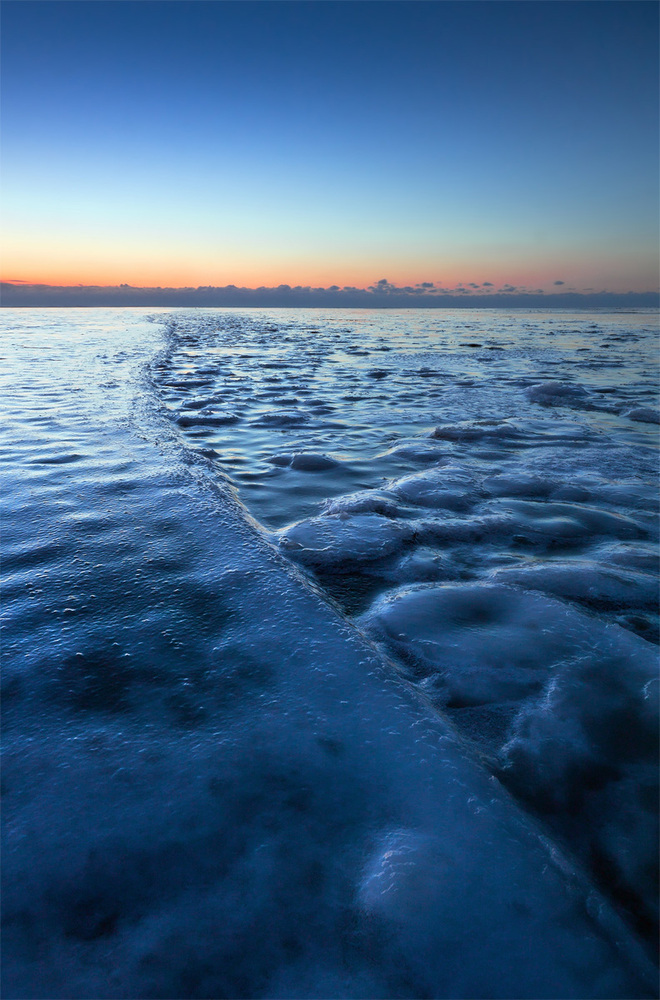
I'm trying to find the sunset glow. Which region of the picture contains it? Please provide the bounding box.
[1,1,658,298]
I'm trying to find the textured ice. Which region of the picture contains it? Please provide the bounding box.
[625,406,660,424]
[492,561,658,610]
[176,410,240,426]
[483,471,556,498]
[267,452,340,471]
[278,513,414,570]
[322,489,401,518]
[252,409,309,426]
[430,418,525,442]
[525,380,592,408]
[359,582,606,707]
[2,307,658,999]
[386,466,478,511]
[494,499,646,541]
[500,639,659,940]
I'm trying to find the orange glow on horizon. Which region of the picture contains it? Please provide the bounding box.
[2,246,658,294]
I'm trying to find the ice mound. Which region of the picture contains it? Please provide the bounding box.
[602,543,660,574]
[369,546,455,585]
[29,451,84,465]
[492,561,658,611]
[252,409,309,426]
[321,490,401,518]
[496,499,646,542]
[176,410,239,427]
[500,636,658,939]
[386,466,479,512]
[179,395,224,410]
[278,513,414,570]
[413,512,518,546]
[360,581,659,944]
[430,419,523,443]
[588,480,658,510]
[525,381,591,408]
[267,452,340,471]
[377,443,446,463]
[625,406,660,424]
[359,582,596,708]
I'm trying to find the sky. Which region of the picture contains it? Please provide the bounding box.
[1,0,658,298]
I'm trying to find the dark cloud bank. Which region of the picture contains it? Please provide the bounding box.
[2,281,658,309]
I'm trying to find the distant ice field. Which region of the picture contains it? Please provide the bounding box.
[1,307,658,999]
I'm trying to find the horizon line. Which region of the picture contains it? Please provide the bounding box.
[1,281,659,310]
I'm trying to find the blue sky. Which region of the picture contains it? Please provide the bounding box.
[1,1,658,293]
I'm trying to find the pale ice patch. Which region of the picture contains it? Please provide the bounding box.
[321,490,401,518]
[176,410,240,427]
[277,513,414,570]
[385,465,479,512]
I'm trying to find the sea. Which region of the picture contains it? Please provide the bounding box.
[1,307,658,999]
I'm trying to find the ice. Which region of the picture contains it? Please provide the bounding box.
[252,409,309,426]
[386,466,478,511]
[492,561,658,611]
[2,306,658,998]
[501,638,658,939]
[625,406,660,424]
[360,579,659,941]
[267,452,340,471]
[358,582,606,708]
[483,472,555,498]
[278,512,414,569]
[525,380,592,408]
[322,489,401,518]
[430,418,525,442]
[176,410,240,426]
[377,443,446,464]
[494,499,646,541]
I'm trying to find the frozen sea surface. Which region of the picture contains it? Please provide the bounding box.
[1,307,658,999]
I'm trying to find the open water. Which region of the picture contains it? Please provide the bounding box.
[1,307,658,998]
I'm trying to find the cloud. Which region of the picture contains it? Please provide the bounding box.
[553,280,565,285]
[482,282,493,287]
[1,282,657,310]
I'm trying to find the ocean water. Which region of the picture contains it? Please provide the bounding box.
[1,307,658,999]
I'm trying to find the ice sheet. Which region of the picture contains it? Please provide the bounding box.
[1,307,657,998]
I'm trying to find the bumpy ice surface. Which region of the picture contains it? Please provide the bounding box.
[1,307,658,998]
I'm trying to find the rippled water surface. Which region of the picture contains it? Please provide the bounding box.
[1,307,658,999]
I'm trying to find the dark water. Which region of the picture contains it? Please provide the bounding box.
[1,308,658,998]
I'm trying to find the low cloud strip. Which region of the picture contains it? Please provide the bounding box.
[1,282,658,309]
